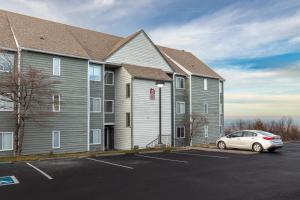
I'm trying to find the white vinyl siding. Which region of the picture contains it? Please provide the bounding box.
[52,95,60,112]
[105,71,114,85]
[52,58,61,76]
[0,95,13,111]
[0,132,13,151]
[204,78,207,90]
[176,101,185,114]
[90,129,101,145]
[89,65,101,81]
[90,97,101,112]
[104,100,114,113]
[176,77,185,89]
[0,53,14,72]
[176,126,185,138]
[204,126,208,138]
[52,131,60,149]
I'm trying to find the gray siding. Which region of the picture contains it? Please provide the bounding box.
[191,76,220,144]
[20,51,89,155]
[89,63,104,151]
[114,67,131,150]
[106,32,173,72]
[104,68,115,124]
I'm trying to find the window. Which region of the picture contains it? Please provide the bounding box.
[243,131,257,137]
[176,77,185,89]
[90,97,101,112]
[104,100,114,113]
[229,131,243,138]
[105,71,114,85]
[89,65,101,81]
[126,112,131,127]
[176,126,185,138]
[126,83,130,98]
[0,53,14,72]
[90,129,101,144]
[204,126,208,138]
[0,132,13,151]
[219,81,223,93]
[52,131,60,149]
[53,58,61,76]
[176,101,185,114]
[204,78,207,90]
[52,95,60,112]
[204,103,208,114]
[0,95,13,111]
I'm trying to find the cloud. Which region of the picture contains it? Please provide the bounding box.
[149,0,300,62]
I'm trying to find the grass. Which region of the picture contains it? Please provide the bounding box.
[0,147,176,163]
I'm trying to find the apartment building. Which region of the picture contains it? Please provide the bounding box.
[0,10,224,156]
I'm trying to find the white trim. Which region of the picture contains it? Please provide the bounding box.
[204,125,208,138]
[0,47,18,52]
[175,76,185,89]
[52,94,60,112]
[52,130,60,149]
[189,75,192,143]
[162,53,192,75]
[0,132,14,151]
[104,71,114,85]
[104,100,114,114]
[176,126,185,139]
[172,73,176,147]
[87,61,90,151]
[89,129,101,145]
[89,64,102,82]
[52,57,61,76]
[176,101,185,114]
[90,97,101,113]
[104,123,115,125]
[102,64,105,151]
[204,78,208,91]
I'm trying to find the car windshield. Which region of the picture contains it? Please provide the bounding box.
[255,131,274,136]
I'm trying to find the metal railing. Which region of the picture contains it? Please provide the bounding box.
[146,135,172,148]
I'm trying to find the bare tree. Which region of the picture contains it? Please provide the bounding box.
[185,112,208,146]
[0,50,59,155]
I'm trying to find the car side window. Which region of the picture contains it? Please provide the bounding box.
[229,131,243,138]
[243,132,257,137]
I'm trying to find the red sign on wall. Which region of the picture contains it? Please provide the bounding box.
[150,88,155,100]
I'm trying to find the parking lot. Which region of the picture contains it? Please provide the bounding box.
[1,142,300,200]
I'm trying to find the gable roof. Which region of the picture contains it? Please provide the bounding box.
[158,46,224,80]
[0,11,17,50]
[123,63,171,81]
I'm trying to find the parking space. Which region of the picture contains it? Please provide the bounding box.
[1,141,300,200]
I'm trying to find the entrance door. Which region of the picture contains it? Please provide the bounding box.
[104,126,114,150]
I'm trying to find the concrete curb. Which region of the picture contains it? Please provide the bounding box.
[187,147,259,155]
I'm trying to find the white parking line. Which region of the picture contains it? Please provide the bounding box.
[172,152,229,159]
[26,162,53,180]
[86,158,134,170]
[136,154,188,163]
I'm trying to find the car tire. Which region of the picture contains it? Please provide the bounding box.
[217,141,226,150]
[252,143,263,153]
[268,148,276,153]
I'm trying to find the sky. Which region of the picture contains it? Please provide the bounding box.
[1,0,300,124]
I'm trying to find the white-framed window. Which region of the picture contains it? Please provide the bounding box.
[176,101,185,114]
[0,132,13,151]
[126,112,131,127]
[52,131,60,149]
[176,77,185,89]
[176,126,185,138]
[53,58,61,76]
[204,125,208,138]
[220,104,223,114]
[52,94,60,112]
[90,97,101,112]
[0,53,14,72]
[105,71,114,85]
[204,78,208,90]
[204,103,208,114]
[0,95,14,111]
[89,64,101,81]
[90,129,101,145]
[104,100,114,113]
[219,81,223,93]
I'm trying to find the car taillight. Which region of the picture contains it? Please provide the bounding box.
[263,137,274,140]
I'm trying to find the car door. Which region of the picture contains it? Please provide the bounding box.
[226,131,243,148]
[240,131,257,149]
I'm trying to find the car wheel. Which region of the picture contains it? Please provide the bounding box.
[252,143,263,152]
[268,148,276,153]
[218,141,226,150]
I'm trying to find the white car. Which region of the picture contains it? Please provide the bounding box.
[216,130,284,152]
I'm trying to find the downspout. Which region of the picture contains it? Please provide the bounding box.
[103,64,106,151]
[87,62,90,151]
[189,75,192,146]
[172,72,176,147]
[131,77,134,149]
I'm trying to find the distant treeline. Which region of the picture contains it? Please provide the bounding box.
[225,117,300,141]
